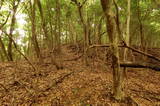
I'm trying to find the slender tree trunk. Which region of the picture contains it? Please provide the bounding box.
[30,0,42,60]
[0,52,4,61]
[97,16,103,44]
[79,4,89,65]
[36,0,50,48]
[100,0,124,100]
[7,0,20,61]
[137,0,145,51]
[87,17,91,45]
[50,0,63,70]
[125,0,131,53]
[0,5,10,61]
[123,0,131,68]
[55,0,61,53]
[47,0,54,48]
[68,18,74,44]
[71,0,90,65]
[0,37,9,61]
[123,0,131,93]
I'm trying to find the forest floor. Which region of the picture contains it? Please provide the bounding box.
[0,45,160,106]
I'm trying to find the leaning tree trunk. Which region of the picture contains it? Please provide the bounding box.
[100,0,124,100]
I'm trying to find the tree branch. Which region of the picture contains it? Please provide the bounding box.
[120,62,160,71]
[124,44,160,62]
[0,12,11,29]
[2,30,37,71]
[88,44,160,63]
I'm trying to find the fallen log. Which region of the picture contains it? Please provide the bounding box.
[120,62,160,71]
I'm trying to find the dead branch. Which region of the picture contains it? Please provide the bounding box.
[88,44,160,62]
[2,30,37,71]
[100,31,107,37]
[71,0,88,26]
[44,70,83,91]
[0,12,11,29]
[55,71,75,85]
[120,62,160,71]
[71,0,87,7]
[124,44,160,62]
[81,0,88,7]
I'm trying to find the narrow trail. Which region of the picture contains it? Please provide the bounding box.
[61,45,76,59]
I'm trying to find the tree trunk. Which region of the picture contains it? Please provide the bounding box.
[124,0,131,59]
[0,37,9,61]
[123,0,131,94]
[55,0,61,53]
[30,0,42,60]
[46,0,54,48]
[7,0,20,61]
[137,0,145,51]
[68,18,74,44]
[36,0,50,48]
[100,0,124,100]
[97,16,103,44]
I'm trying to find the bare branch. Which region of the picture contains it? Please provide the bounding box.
[0,12,11,29]
[81,0,88,7]
[2,30,37,71]
[120,62,160,71]
[123,44,160,62]
[88,44,160,63]
[71,0,88,7]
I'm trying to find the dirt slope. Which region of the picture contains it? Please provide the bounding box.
[0,45,160,106]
